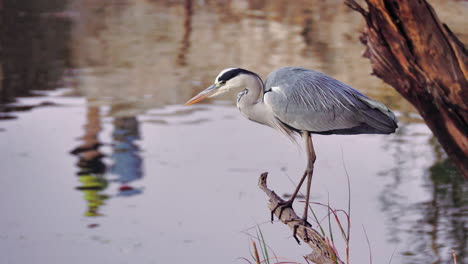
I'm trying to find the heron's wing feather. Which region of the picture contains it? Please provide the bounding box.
[352,93,398,132]
[263,67,397,133]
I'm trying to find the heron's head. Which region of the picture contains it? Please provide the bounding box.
[185,68,260,105]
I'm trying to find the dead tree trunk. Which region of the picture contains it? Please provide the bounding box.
[345,0,468,179]
[258,173,344,264]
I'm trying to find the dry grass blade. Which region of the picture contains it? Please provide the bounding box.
[362,226,372,264]
[252,241,261,264]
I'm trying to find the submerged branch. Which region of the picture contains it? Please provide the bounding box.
[258,172,344,264]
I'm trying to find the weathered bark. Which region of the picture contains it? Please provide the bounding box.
[258,173,344,264]
[345,0,468,179]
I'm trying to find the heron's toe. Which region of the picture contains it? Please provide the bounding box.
[270,200,294,222]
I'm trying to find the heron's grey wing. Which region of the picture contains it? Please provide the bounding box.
[263,67,397,134]
[352,93,398,133]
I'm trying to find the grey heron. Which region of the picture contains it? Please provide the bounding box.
[185,67,397,226]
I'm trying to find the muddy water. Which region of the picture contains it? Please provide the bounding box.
[1,1,466,264]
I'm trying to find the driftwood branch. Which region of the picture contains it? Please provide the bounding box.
[345,0,468,178]
[258,172,344,264]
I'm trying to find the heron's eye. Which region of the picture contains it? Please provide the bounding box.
[219,81,226,86]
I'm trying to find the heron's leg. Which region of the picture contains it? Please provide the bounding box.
[302,132,316,222]
[271,132,315,222]
[271,170,308,221]
[290,132,316,244]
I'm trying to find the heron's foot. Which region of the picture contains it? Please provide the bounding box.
[270,200,294,222]
[292,217,312,244]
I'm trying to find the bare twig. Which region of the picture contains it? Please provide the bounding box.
[258,172,345,264]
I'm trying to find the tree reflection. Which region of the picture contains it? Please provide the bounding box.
[176,0,193,66]
[379,119,467,264]
[423,159,467,264]
[0,0,71,104]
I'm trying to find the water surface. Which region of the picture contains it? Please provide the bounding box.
[1,1,466,264]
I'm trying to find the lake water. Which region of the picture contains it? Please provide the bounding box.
[1,1,466,264]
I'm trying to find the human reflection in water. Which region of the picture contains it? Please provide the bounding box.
[111,116,144,197]
[70,105,109,217]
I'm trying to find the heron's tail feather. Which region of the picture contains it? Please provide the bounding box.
[355,95,398,134]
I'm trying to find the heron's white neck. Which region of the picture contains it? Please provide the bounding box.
[237,74,263,104]
[236,75,273,127]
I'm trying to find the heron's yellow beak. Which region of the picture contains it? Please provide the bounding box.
[185,84,218,106]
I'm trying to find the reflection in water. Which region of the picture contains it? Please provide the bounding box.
[0,101,59,121]
[70,104,108,217]
[111,115,143,197]
[410,158,468,264]
[423,160,467,264]
[380,120,467,263]
[71,103,145,215]
[68,0,446,114]
[0,1,71,104]
[176,0,193,66]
